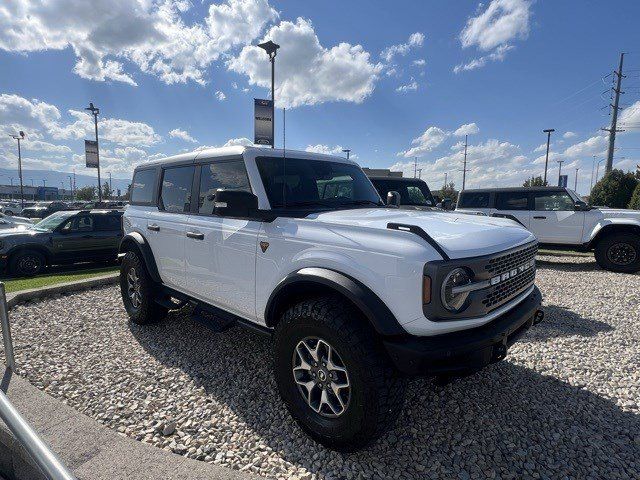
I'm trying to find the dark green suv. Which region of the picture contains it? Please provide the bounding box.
[0,210,123,276]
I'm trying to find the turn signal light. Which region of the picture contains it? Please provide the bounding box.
[422,275,432,305]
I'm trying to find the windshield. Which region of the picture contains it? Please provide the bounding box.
[256,157,383,210]
[566,189,584,204]
[32,211,75,231]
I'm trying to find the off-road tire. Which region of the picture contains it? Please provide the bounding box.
[9,250,46,277]
[273,295,406,451]
[594,233,640,273]
[120,251,168,324]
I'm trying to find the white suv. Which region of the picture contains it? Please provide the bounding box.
[457,187,640,273]
[120,146,543,450]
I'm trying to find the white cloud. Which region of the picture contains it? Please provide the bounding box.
[563,131,577,139]
[215,91,227,101]
[460,0,531,51]
[562,134,607,159]
[398,127,449,158]
[412,59,426,66]
[453,44,514,73]
[223,137,253,147]
[533,143,547,153]
[619,100,640,131]
[454,122,480,136]
[228,18,381,108]
[169,128,197,143]
[305,144,353,157]
[0,0,278,85]
[380,32,425,63]
[396,80,418,93]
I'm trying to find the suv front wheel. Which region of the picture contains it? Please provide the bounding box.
[120,251,168,324]
[594,233,640,273]
[273,296,406,451]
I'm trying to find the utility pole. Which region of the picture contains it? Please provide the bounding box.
[590,155,596,193]
[574,168,579,191]
[462,134,468,190]
[68,175,73,199]
[108,172,112,199]
[603,53,625,174]
[542,129,555,185]
[417,168,422,179]
[414,157,417,178]
[557,160,565,186]
[42,179,46,187]
[444,172,448,186]
[9,131,25,209]
[85,103,102,201]
[342,149,351,160]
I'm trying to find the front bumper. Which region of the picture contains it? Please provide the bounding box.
[383,286,543,376]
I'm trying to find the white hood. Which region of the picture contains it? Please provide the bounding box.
[310,208,536,259]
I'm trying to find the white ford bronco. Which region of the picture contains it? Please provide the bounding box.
[119,146,543,450]
[456,187,640,273]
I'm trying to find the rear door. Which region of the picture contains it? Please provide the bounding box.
[185,158,259,320]
[529,190,585,244]
[91,214,123,258]
[457,191,491,213]
[491,191,531,228]
[147,165,195,291]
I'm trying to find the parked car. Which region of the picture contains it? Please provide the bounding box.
[456,186,640,272]
[0,201,23,216]
[0,213,32,230]
[119,146,543,450]
[20,201,69,218]
[368,176,437,210]
[0,209,123,276]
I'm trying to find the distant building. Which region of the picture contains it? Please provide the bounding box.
[362,168,403,178]
[0,184,73,201]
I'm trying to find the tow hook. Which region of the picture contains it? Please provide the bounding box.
[533,309,544,325]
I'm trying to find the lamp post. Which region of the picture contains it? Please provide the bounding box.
[9,131,25,209]
[342,149,351,160]
[257,40,280,148]
[574,168,579,191]
[542,129,555,185]
[85,102,102,201]
[557,160,564,186]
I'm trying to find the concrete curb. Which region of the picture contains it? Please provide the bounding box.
[0,276,257,480]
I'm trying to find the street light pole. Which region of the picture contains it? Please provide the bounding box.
[9,131,25,209]
[542,129,555,185]
[342,149,351,160]
[85,103,102,201]
[574,168,579,191]
[257,41,280,149]
[557,160,564,186]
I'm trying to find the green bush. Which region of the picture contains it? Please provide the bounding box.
[629,183,640,210]
[590,169,638,208]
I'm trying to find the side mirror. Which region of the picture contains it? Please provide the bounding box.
[386,191,401,207]
[214,189,259,218]
[574,201,589,211]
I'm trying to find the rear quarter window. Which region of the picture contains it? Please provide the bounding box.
[130,169,157,205]
[459,192,490,208]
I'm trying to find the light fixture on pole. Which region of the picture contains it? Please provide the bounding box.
[85,102,102,201]
[9,131,25,209]
[342,149,351,160]
[257,40,280,149]
[542,129,555,185]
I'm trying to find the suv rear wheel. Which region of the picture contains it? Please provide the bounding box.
[120,251,168,324]
[273,295,406,451]
[594,233,640,273]
[10,250,46,276]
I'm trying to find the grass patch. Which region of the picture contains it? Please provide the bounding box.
[2,266,118,293]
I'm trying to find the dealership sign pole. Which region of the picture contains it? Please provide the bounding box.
[254,99,274,146]
[85,103,102,202]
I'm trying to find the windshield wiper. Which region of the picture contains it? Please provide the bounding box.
[337,200,384,207]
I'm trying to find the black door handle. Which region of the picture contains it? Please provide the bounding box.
[186,231,204,240]
[533,216,547,219]
[147,224,160,231]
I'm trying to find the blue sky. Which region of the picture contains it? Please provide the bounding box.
[1,0,639,195]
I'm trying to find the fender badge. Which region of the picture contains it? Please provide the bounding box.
[260,241,269,253]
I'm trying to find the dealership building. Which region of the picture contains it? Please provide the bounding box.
[0,184,74,201]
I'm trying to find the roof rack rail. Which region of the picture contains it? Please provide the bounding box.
[386,222,450,261]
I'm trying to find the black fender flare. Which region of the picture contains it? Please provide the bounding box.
[119,232,161,283]
[265,267,406,337]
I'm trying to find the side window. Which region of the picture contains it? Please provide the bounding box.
[459,192,490,208]
[198,160,251,214]
[495,191,529,210]
[160,166,195,213]
[533,192,575,211]
[62,216,94,232]
[407,186,427,204]
[94,215,122,231]
[130,169,157,205]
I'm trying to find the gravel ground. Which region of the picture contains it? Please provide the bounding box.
[6,253,640,479]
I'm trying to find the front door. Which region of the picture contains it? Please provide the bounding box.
[529,190,585,244]
[52,214,98,261]
[184,159,259,320]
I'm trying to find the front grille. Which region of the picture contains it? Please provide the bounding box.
[482,264,536,310]
[485,243,538,275]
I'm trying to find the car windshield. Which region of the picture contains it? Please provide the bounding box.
[256,157,383,210]
[32,211,75,231]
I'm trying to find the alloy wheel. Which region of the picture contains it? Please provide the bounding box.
[127,267,142,308]
[607,242,637,266]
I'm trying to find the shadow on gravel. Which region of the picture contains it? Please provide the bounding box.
[522,304,613,341]
[131,316,639,479]
[536,258,601,273]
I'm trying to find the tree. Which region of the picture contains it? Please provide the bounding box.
[75,186,96,201]
[523,175,547,187]
[102,181,112,199]
[433,182,458,203]
[629,183,640,210]
[590,169,638,208]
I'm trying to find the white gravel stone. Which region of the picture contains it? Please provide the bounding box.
[5,253,640,479]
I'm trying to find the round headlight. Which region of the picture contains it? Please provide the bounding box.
[441,268,472,312]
